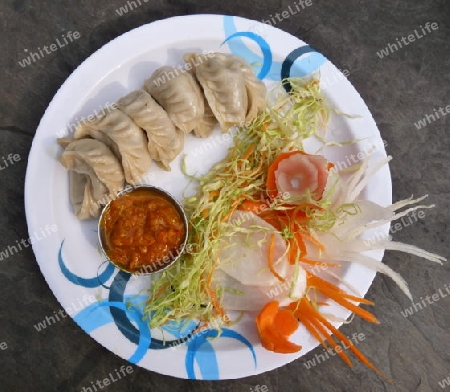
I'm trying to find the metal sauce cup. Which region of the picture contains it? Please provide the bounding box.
[98,185,188,275]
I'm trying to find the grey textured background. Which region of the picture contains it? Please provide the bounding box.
[0,0,449,391]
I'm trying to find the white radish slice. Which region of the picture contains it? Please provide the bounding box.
[213,266,307,311]
[217,211,289,286]
[333,200,394,240]
[213,269,273,311]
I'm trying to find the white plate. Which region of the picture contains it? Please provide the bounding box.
[25,14,391,380]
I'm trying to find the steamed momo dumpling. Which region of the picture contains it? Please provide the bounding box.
[60,138,124,195]
[184,52,248,132]
[59,139,125,219]
[230,55,267,123]
[193,95,217,138]
[116,89,184,170]
[73,109,152,185]
[144,66,204,133]
[69,172,107,220]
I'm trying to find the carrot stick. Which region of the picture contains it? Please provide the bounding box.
[221,197,245,222]
[203,260,227,320]
[241,144,255,161]
[296,231,325,251]
[307,275,378,323]
[309,316,353,367]
[268,234,286,282]
[293,232,307,255]
[239,199,268,214]
[300,315,330,351]
[311,305,391,381]
[296,299,353,367]
[299,258,339,267]
[288,236,307,265]
[316,285,377,323]
[209,190,220,198]
[308,274,374,306]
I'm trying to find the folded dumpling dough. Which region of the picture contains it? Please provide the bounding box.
[73,109,152,185]
[230,54,267,123]
[144,66,204,134]
[69,172,107,220]
[59,139,125,219]
[192,95,217,138]
[116,89,184,170]
[184,52,248,132]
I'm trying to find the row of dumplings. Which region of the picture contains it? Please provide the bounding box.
[58,52,267,220]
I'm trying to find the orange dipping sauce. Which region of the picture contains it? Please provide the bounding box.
[99,187,187,273]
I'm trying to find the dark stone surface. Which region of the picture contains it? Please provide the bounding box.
[0,0,449,391]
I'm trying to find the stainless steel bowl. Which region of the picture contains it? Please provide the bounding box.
[98,185,188,275]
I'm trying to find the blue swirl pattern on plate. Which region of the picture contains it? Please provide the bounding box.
[59,239,255,379]
[58,240,116,287]
[223,15,327,81]
[186,328,257,380]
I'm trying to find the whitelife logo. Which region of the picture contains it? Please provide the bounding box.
[150,51,215,87]
[414,104,450,130]
[56,102,118,138]
[439,372,450,389]
[249,385,269,392]
[400,283,450,318]
[80,365,134,392]
[0,224,58,261]
[34,294,97,332]
[376,22,438,59]
[303,333,366,369]
[115,0,149,16]
[0,153,21,171]
[18,31,81,68]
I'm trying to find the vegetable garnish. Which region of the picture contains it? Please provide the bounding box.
[143,76,445,379]
[144,78,329,330]
[256,301,301,354]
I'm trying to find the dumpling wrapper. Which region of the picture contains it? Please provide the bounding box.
[59,139,124,219]
[73,109,152,185]
[192,95,217,138]
[69,172,107,220]
[229,54,267,123]
[144,66,204,134]
[116,89,184,170]
[184,52,248,132]
[59,138,125,196]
